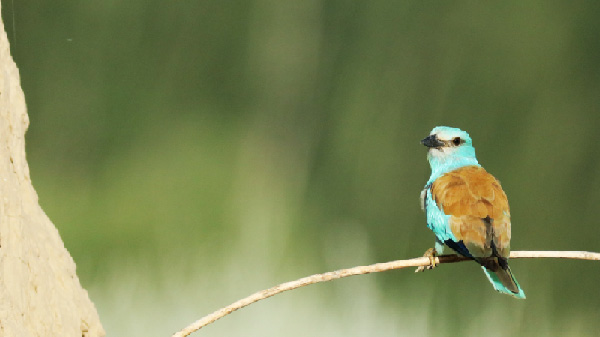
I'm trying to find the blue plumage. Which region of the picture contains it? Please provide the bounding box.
[421,126,525,299]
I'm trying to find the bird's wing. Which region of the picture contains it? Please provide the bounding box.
[431,165,511,258]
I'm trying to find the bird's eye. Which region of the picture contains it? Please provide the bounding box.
[452,137,461,146]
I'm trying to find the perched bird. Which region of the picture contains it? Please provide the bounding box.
[419,126,525,299]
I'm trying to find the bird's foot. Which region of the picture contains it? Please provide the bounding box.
[415,248,438,273]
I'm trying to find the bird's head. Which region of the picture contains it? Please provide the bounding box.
[422,126,478,180]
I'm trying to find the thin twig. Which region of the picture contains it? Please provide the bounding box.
[171,250,600,337]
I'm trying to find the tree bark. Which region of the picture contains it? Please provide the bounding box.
[0,2,105,336]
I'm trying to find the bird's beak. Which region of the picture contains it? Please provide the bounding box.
[421,134,444,148]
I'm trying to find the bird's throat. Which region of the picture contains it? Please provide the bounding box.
[427,154,479,185]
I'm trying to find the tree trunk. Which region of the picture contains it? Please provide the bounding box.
[0,2,105,336]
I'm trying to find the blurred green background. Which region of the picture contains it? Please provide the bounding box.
[3,1,600,336]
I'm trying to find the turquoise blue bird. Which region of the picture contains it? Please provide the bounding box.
[419,126,525,299]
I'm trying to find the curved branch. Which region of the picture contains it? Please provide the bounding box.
[171,250,600,337]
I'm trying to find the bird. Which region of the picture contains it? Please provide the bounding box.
[419,126,525,299]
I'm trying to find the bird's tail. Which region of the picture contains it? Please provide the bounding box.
[482,266,526,299]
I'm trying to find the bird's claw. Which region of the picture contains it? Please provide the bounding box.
[415,248,437,273]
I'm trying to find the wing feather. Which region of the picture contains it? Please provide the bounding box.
[431,165,511,258]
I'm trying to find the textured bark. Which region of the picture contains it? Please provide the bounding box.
[0,2,105,336]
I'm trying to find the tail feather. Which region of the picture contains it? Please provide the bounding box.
[482,266,526,299]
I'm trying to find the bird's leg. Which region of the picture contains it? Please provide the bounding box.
[415,247,438,273]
